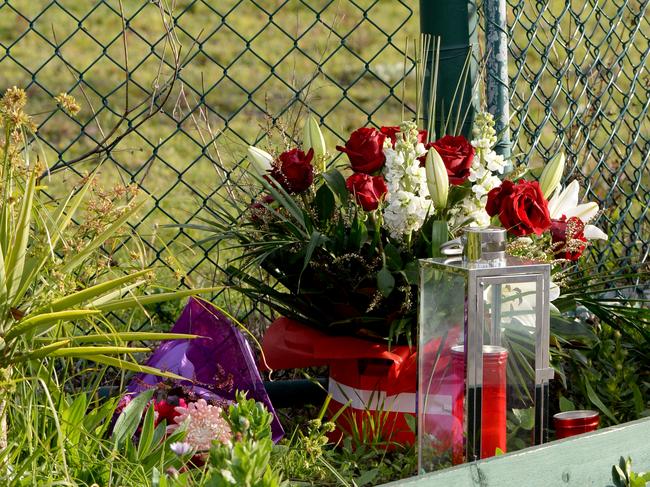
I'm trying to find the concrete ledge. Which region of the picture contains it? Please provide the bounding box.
[383,417,650,486]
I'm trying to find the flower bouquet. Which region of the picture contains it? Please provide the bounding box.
[203,112,607,345]
[118,297,284,441]
[195,99,609,446]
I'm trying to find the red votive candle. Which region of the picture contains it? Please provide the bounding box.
[451,345,508,463]
[553,410,599,439]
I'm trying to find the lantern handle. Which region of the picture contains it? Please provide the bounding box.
[440,238,463,256]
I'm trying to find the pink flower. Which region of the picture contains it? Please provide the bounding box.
[170,399,231,451]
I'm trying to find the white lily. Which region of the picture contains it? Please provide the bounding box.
[303,115,327,160]
[547,180,607,240]
[247,146,273,176]
[425,147,449,209]
[539,153,565,198]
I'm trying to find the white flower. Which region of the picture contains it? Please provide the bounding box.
[170,441,194,456]
[548,181,607,240]
[302,115,327,160]
[381,123,432,239]
[485,152,507,174]
[425,147,448,209]
[247,146,273,175]
[471,137,492,150]
[468,164,488,183]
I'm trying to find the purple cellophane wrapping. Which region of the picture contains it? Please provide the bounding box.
[125,297,284,442]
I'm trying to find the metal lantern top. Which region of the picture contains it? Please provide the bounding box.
[418,227,553,472]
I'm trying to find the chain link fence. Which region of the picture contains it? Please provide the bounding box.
[0,0,647,329]
[503,0,649,266]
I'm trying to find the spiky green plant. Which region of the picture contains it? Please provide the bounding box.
[0,87,215,448]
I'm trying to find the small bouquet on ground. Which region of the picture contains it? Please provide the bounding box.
[112,297,284,463]
[113,388,282,486]
[203,110,607,344]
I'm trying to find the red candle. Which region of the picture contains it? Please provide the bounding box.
[553,410,599,439]
[451,345,508,463]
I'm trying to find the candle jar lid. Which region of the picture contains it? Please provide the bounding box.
[553,410,599,425]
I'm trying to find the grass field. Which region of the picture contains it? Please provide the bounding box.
[0,0,647,324]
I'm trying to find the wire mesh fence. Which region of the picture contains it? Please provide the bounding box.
[0,0,647,330]
[503,0,649,266]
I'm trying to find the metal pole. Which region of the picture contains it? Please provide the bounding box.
[420,0,480,139]
[484,0,512,158]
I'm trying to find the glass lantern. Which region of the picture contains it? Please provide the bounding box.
[418,227,553,472]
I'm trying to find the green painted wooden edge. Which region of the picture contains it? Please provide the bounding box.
[382,417,650,486]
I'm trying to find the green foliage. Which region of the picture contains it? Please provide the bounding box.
[551,264,650,426]
[0,88,216,380]
[612,457,650,487]
[200,393,282,487]
[271,404,416,487]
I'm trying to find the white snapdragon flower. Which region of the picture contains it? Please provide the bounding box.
[468,163,488,183]
[381,121,432,240]
[384,190,432,239]
[485,152,507,174]
[472,174,502,201]
[471,137,492,150]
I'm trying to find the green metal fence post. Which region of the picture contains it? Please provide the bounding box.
[419,0,480,139]
[484,0,512,158]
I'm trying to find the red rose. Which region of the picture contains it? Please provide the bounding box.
[486,180,552,236]
[153,398,187,426]
[270,148,314,193]
[550,216,587,261]
[380,126,428,147]
[336,128,386,173]
[345,173,388,211]
[418,135,475,185]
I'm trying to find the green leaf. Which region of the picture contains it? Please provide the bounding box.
[355,468,379,486]
[13,340,72,362]
[430,220,449,258]
[512,407,535,430]
[47,346,150,357]
[78,354,187,381]
[92,288,220,313]
[630,382,644,415]
[301,230,325,277]
[559,395,575,412]
[112,389,155,447]
[34,332,198,344]
[5,168,36,304]
[322,168,349,202]
[403,260,420,285]
[377,266,395,298]
[137,402,156,459]
[384,244,402,271]
[348,212,367,251]
[447,185,472,208]
[61,394,87,445]
[6,309,102,340]
[314,183,335,222]
[40,269,151,313]
[584,378,617,422]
